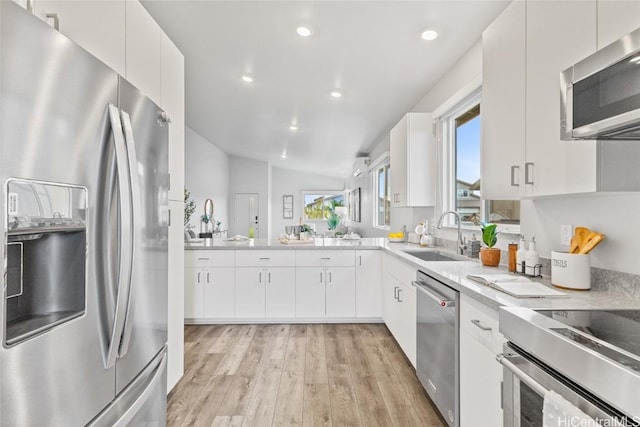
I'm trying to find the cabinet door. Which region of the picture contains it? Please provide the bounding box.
[184,267,204,319]
[125,0,161,104]
[295,267,325,318]
[355,251,381,318]
[325,267,356,318]
[390,115,408,207]
[265,268,295,318]
[460,328,503,427]
[161,33,185,202]
[234,267,265,318]
[481,0,525,200]
[396,282,416,367]
[167,201,184,391]
[32,0,126,75]
[597,0,640,49]
[204,267,235,319]
[525,0,598,197]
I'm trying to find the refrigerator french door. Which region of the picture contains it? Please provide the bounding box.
[0,2,168,426]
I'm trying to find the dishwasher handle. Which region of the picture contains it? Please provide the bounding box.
[413,281,456,308]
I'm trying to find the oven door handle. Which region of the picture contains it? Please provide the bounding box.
[413,281,455,308]
[497,353,548,396]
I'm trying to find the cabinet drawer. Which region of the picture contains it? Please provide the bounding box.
[383,253,416,287]
[295,250,355,267]
[460,294,499,350]
[235,250,295,267]
[185,250,234,268]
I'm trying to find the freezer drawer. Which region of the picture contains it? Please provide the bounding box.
[89,347,167,427]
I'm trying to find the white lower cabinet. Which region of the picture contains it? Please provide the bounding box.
[235,267,295,318]
[295,267,326,318]
[459,294,504,427]
[235,267,266,318]
[265,268,296,318]
[325,267,356,318]
[203,268,235,318]
[382,253,417,367]
[185,267,235,319]
[355,250,381,317]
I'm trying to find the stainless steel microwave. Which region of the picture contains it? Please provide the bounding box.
[561,25,640,140]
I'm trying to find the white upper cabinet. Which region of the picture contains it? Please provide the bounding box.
[30,0,126,76]
[482,0,640,198]
[597,0,640,49]
[525,0,598,197]
[125,0,161,104]
[481,0,525,200]
[161,33,185,202]
[390,113,436,207]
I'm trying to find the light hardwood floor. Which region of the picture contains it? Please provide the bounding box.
[168,324,446,427]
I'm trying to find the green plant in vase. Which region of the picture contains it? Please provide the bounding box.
[480,223,500,266]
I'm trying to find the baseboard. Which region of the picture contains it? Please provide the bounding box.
[185,317,384,325]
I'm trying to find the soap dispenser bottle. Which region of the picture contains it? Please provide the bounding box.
[525,235,539,276]
[516,235,527,273]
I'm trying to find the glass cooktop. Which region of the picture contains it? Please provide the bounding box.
[538,309,640,372]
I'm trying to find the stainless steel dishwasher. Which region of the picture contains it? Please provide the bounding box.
[414,270,459,427]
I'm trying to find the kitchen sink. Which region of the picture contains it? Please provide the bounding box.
[402,250,462,262]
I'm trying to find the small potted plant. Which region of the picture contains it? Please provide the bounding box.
[480,223,501,267]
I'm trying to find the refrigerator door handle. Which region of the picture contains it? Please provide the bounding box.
[118,110,142,358]
[104,104,134,370]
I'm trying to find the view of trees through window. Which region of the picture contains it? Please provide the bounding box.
[303,193,345,220]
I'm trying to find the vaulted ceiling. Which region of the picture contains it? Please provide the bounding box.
[143,0,510,177]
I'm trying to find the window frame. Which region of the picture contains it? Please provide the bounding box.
[436,86,520,233]
[372,159,391,230]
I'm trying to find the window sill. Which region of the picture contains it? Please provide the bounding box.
[373,225,390,231]
[439,223,521,236]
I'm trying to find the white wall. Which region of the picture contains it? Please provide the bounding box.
[184,127,229,232]
[228,156,270,238]
[522,195,640,275]
[271,166,345,236]
[357,41,482,238]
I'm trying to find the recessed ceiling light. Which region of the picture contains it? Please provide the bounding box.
[630,55,640,63]
[330,90,343,98]
[281,150,287,159]
[241,74,254,83]
[421,30,438,41]
[289,124,298,131]
[296,26,312,37]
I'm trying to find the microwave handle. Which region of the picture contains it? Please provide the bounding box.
[560,71,573,140]
[497,353,548,396]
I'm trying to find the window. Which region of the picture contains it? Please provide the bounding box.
[439,88,520,227]
[302,191,345,220]
[373,161,391,229]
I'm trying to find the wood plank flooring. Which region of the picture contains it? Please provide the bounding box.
[168,324,445,427]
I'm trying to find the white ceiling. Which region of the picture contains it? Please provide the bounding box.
[143,0,509,178]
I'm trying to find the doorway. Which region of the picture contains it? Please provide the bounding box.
[233,193,259,238]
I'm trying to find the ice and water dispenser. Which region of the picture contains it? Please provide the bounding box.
[4,179,87,346]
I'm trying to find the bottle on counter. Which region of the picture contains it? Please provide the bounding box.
[525,235,539,276]
[516,235,527,274]
[508,242,518,272]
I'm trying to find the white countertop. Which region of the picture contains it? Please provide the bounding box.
[184,237,640,311]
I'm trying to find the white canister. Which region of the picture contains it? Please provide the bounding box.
[551,251,591,290]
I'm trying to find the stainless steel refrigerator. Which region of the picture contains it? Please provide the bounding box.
[1,2,169,426]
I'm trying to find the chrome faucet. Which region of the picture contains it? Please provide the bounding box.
[437,210,465,255]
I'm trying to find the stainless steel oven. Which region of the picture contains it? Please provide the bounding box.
[499,343,627,427]
[561,25,640,140]
[499,307,640,427]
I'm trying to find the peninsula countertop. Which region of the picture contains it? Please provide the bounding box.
[184,237,640,311]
